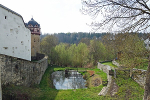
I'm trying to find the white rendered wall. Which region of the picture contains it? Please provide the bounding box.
[0,7,31,61]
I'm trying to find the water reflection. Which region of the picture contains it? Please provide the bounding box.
[51,70,87,90]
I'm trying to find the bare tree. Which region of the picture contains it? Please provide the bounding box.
[82,0,150,33]
[81,0,150,99]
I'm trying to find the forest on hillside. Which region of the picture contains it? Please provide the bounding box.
[41,32,149,44]
[41,32,107,44]
[40,33,149,68]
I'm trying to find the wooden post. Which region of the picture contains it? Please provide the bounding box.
[114,69,116,78]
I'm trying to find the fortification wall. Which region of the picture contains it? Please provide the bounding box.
[0,54,48,87]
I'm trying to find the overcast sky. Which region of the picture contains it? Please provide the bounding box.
[1,0,95,34]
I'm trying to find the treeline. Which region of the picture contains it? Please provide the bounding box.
[40,33,148,68]
[41,32,107,44]
[41,35,114,67]
[41,32,149,44]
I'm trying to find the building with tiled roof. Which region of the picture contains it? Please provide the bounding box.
[26,18,41,60]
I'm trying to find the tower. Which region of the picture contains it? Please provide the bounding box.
[26,18,40,60]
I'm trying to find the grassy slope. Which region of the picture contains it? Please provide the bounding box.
[2,65,144,100]
[101,61,144,100]
[102,62,117,68]
[37,66,110,100]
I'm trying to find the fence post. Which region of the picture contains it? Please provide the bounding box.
[114,69,116,78]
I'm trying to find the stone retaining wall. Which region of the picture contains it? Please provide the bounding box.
[97,62,113,96]
[0,54,48,87]
[112,60,146,87]
[132,68,146,86]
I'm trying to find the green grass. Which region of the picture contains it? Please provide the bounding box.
[2,65,144,100]
[116,59,148,70]
[92,68,107,81]
[114,77,144,100]
[135,59,148,70]
[54,67,87,72]
[102,62,118,68]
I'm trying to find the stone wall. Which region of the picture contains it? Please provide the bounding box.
[132,68,146,87]
[0,54,48,87]
[112,60,146,87]
[97,62,113,96]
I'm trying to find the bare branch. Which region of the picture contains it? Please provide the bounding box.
[81,0,150,32]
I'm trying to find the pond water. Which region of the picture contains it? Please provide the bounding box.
[51,70,87,90]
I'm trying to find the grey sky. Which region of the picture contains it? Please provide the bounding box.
[1,0,94,34]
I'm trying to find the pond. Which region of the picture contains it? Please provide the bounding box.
[51,70,87,90]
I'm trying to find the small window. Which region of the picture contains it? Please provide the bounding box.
[21,41,24,45]
[10,29,13,33]
[3,47,8,49]
[5,16,7,19]
[34,39,35,42]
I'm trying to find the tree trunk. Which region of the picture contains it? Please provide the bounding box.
[143,54,150,100]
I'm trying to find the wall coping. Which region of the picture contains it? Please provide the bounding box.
[98,62,113,96]
[32,56,48,63]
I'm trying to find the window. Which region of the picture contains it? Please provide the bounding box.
[21,41,24,45]
[10,29,13,33]
[3,47,8,49]
[5,16,7,19]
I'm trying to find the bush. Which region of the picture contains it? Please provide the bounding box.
[83,73,90,80]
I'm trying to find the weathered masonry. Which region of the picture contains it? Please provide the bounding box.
[0,4,48,100]
[0,54,48,87]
